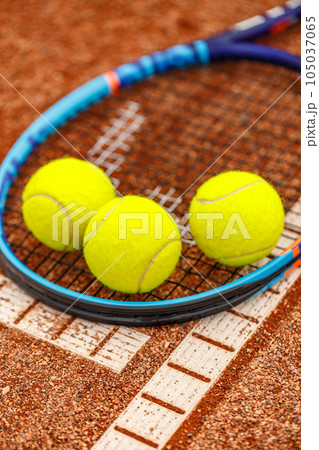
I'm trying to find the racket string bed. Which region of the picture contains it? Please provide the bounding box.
[2,63,301,307]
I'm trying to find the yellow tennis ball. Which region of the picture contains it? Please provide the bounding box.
[189,171,285,266]
[22,158,116,251]
[83,195,182,293]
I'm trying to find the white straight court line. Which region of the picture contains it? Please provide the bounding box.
[0,276,149,374]
[92,269,300,450]
[87,100,145,178]
[92,200,301,449]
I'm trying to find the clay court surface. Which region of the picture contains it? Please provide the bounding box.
[0,1,300,448]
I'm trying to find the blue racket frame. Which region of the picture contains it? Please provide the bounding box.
[0,1,301,323]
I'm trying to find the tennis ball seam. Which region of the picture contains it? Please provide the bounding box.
[23,193,73,245]
[218,241,277,263]
[83,198,123,247]
[137,239,180,293]
[196,180,264,204]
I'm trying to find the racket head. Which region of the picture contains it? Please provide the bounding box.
[0,19,301,325]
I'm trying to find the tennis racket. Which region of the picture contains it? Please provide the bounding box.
[0,0,301,326]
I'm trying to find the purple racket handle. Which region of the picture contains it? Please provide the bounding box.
[209,0,301,44]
